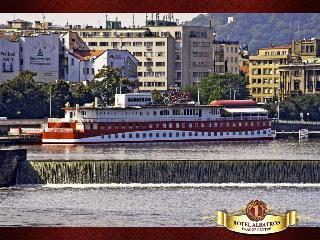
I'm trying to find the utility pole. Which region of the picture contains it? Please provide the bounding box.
[49,86,52,118]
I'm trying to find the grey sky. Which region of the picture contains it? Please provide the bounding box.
[0,13,204,28]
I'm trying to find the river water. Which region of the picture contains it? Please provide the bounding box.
[1,139,320,226]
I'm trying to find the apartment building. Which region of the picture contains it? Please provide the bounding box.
[71,20,213,91]
[248,45,290,103]
[279,58,320,99]
[213,40,240,74]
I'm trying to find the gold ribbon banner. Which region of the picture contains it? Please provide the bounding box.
[216,210,297,234]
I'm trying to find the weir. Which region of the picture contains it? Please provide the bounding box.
[16,160,320,184]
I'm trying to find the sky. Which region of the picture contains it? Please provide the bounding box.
[0,13,204,28]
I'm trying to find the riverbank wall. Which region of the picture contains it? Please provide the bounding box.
[0,149,27,187]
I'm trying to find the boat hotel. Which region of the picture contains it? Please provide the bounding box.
[42,92,275,143]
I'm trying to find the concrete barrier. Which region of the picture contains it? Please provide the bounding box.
[0,149,26,187]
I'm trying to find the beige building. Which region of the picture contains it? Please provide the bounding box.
[213,40,239,74]
[71,20,214,91]
[279,58,320,100]
[291,38,320,60]
[248,45,290,103]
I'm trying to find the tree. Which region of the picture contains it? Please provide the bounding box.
[151,89,164,104]
[71,83,94,106]
[46,80,73,118]
[198,73,249,104]
[0,71,48,118]
[93,65,135,105]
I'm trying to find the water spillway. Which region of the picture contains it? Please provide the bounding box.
[16,160,320,184]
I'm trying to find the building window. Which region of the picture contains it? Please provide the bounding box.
[88,42,97,46]
[99,42,108,46]
[156,41,165,46]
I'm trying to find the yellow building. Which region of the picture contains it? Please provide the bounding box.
[248,45,290,103]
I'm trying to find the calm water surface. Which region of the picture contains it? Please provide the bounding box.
[3,139,320,160]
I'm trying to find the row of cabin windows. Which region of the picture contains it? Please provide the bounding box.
[92,109,218,117]
[103,130,268,139]
[94,121,270,131]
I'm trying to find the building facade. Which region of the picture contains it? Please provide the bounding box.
[70,20,213,91]
[248,45,290,103]
[0,38,20,81]
[291,38,320,60]
[0,33,60,82]
[19,33,60,82]
[213,40,240,74]
[279,58,320,99]
[65,49,138,82]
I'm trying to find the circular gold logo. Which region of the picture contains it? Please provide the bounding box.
[245,200,268,221]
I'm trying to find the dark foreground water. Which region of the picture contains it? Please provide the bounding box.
[0,185,317,226]
[4,139,320,160]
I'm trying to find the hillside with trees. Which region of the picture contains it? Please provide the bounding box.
[186,13,320,54]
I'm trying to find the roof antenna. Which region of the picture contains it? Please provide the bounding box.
[145,13,148,25]
[132,14,135,28]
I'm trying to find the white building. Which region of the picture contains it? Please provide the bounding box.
[0,38,20,81]
[65,49,138,82]
[19,33,60,82]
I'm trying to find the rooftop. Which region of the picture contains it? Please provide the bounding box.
[68,49,106,61]
[259,45,290,50]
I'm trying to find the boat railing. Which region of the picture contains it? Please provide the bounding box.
[76,115,269,123]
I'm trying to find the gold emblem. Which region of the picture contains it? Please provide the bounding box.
[203,200,298,235]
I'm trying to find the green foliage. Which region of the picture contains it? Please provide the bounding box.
[198,73,249,104]
[279,94,320,121]
[186,13,320,53]
[0,71,48,118]
[151,89,164,104]
[93,65,135,105]
[0,66,135,119]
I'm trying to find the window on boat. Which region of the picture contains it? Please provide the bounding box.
[257,130,260,134]
[122,133,125,138]
[169,123,173,128]
[176,123,180,128]
[182,132,185,137]
[189,132,192,137]
[153,111,157,115]
[263,130,267,134]
[208,132,211,136]
[163,123,167,128]
[149,124,153,129]
[163,132,166,137]
[169,132,172,137]
[143,133,147,138]
[194,132,198,136]
[129,133,132,138]
[136,133,139,138]
[156,133,160,137]
[251,131,254,135]
[115,133,118,138]
[176,132,180,137]
[149,133,153,138]
[108,134,111,139]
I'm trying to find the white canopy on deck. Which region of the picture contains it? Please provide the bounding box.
[224,108,267,114]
